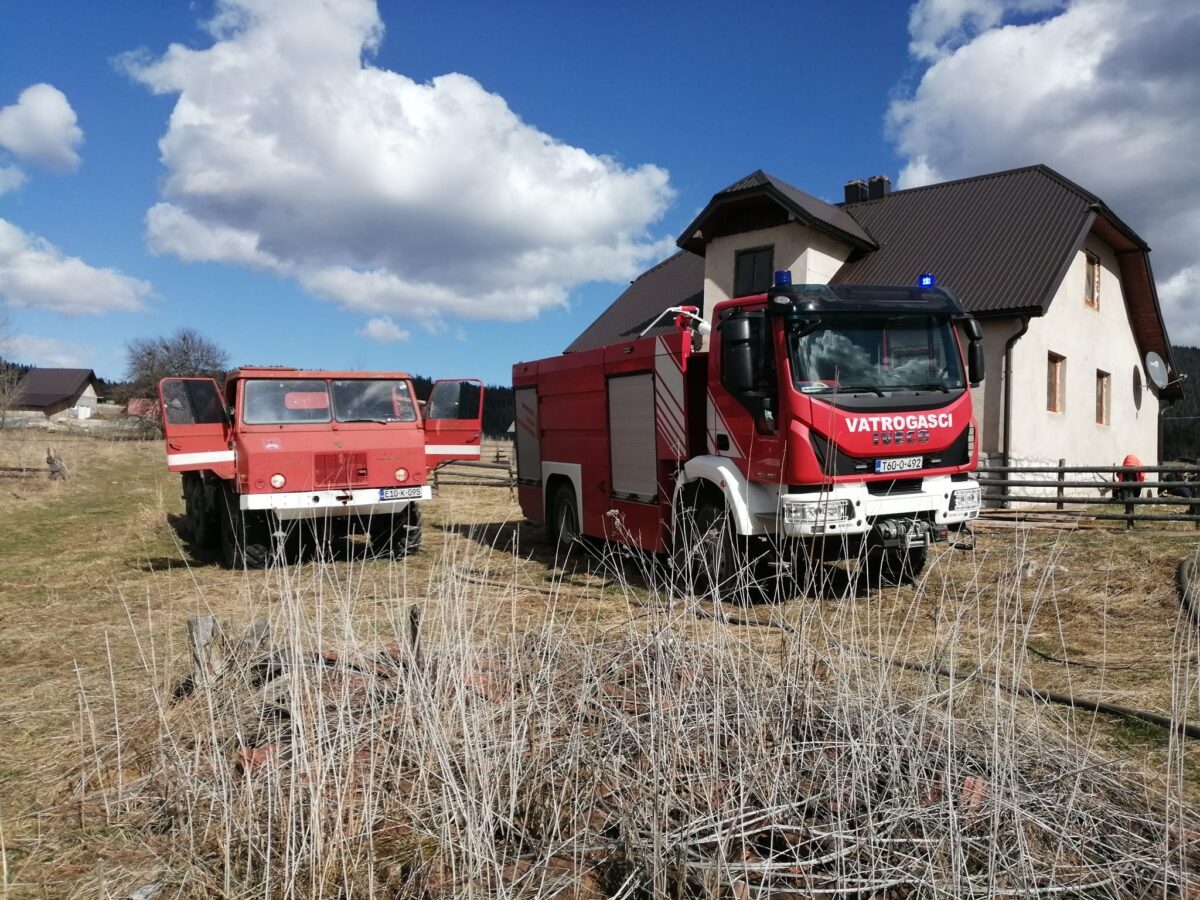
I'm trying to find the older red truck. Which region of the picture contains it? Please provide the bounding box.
[159,367,483,567]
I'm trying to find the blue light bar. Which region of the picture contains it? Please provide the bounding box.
[918,273,936,288]
[774,270,792,287]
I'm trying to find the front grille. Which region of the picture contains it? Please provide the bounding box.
[867,478,924,496]
[314,452,368,488]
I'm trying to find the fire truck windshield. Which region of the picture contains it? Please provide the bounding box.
[331,379,417,423]
[788,313,966,395]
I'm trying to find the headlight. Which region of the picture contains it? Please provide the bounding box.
[270,473,286,489]
[950,487,980,510]
[395,467,409,482]
[783,499,852,526]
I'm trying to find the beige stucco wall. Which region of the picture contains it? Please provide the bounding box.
[969,318,1028,456]
[1007,236,1160,468]
[700,223,852,323]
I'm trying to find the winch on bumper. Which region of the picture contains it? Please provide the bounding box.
[773,476,980,539]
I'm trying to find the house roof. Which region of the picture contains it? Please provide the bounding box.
[832,164,1178,396]
[564,164,1179,397]
[564,251,704,353]
[677,170,877,255]
[13,368,98,409]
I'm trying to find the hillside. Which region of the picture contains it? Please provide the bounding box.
[1164,344,1200,460]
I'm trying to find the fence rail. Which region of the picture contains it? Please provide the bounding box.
[431,447,515,492]
[978,463,1200,528]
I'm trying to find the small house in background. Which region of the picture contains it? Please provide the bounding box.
[567,164,1181,468]
[12,368,101,419]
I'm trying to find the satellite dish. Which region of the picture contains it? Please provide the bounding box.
[1144,351,1169,390]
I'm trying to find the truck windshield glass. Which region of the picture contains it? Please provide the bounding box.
[789,314,965,394]
[331,380,418,423]
[243,379,332,424]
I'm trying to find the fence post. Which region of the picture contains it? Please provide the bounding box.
[1056,458,1065,511]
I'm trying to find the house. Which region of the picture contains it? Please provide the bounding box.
[566,164,1182,468]
[12,368,102,419]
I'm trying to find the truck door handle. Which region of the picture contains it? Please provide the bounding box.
[168,440,182,450]
[716,434,730,452]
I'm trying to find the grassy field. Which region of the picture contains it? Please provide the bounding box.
[0,431,1198,897]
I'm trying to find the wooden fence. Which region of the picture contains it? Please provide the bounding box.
[977,463,1200,528]
[431,446,515,494]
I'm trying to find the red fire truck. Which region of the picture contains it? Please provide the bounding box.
[512,273,985,598]
[158,368,483,567]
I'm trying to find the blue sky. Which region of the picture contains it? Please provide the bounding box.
[1,0,1196,384]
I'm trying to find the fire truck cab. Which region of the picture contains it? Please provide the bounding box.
[159,367,483,567]
[513,273,985,598]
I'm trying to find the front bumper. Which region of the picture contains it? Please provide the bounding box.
[241,485,432,520]
[771,476,980,538]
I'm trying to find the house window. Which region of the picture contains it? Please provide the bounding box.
[1095,370,1110,425]
[1085,251,1100,309]
[1047,352,1065,413]
[734,246,774,298]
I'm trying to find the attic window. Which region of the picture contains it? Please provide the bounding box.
[1084,251,1100,309]
[734,246,774,298]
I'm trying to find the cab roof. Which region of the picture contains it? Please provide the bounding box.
[230,366,414,380]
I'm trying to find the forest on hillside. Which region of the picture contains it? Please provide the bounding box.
[1163,345,1200,460]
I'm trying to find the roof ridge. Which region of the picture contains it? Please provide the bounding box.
[841,163,1095,206]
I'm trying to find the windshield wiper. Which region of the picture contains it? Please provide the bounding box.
[895,382,951,393]
[837,385,887,397]
[340,417,390,424]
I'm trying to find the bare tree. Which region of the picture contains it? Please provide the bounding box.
[125,328,230,399]
[0,310,22,429]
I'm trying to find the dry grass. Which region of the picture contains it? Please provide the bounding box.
[0,431,1198,896]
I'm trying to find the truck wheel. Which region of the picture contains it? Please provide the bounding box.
[689,496,745,603]
[184,475,219,550]
[369,504,422,557]
[549,483,580,554]
[219,490,271,569]
[868,546,928,586]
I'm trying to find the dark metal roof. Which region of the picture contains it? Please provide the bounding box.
[564,251,704,353]
[832,164,1178,396]
[678,170,877,255]
[13,368,97,409]
[832,165,1095,315]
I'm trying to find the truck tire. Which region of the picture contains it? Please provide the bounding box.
[184,474,219,550]
[867,546,928,586]
[369,504,422,558]
[687,495,746,603]
[549,482,580,554]
[218,490,271,569]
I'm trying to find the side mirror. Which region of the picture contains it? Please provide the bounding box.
[963,316,983,342]
[968,341,985,386]
[721,316,755,395]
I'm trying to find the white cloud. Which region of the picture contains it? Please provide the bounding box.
[121,0,674,324]
[0,165,27,195]
[7,334,91,368]
[890,0,1200,347]
[0,219,153,315]
[359,315,409,343]
[0,83,83,173]
[907,0,1065,61]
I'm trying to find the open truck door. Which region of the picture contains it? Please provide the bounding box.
[158,378,234,477]
[425,378,484,467]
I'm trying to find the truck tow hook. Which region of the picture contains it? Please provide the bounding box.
[335,491,353,505]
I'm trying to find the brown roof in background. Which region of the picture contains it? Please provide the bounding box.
[564,252,704,354]
[678,170,877,255]
[833,165,1095,315]
[562,164,1178,396]
[13,368,98,409]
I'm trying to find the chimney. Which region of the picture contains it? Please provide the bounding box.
[843,179,869,204]
[867,174,891,200]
